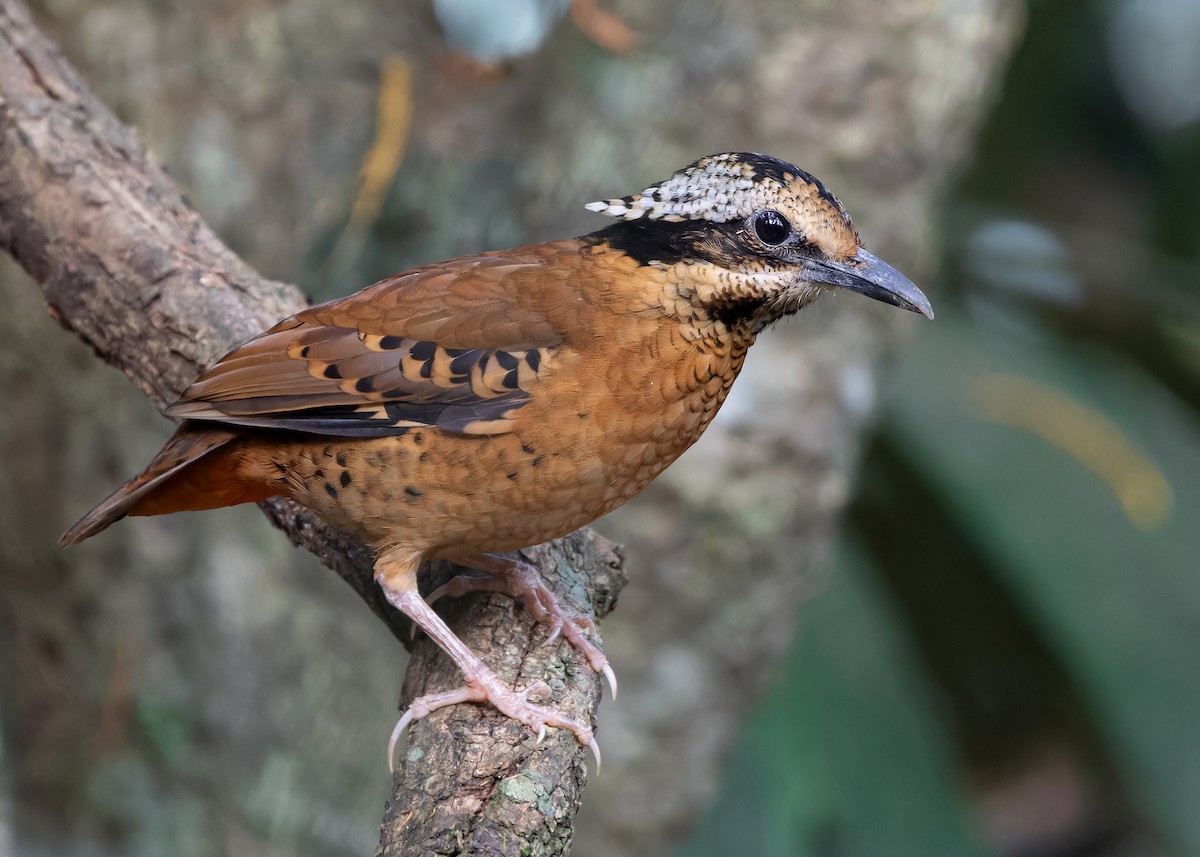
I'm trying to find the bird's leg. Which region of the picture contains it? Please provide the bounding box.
[376,550,600,773]
[428,552,617,698]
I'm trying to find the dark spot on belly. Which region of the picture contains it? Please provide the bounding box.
[313,468,325,480]
[521,443,536,455]
[532,455,544,468]
[370,449,391,467]
[419,452,429,463]
[405,486,423,498]
[336,451,347,467]
[577,412,589,420]
[412,432,424,445]
[325,483,338,500]
[507,471,518,480]
[340,471,352,488]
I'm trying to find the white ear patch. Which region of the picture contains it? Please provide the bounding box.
[586,153,785,224]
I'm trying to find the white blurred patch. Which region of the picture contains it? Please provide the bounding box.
[964,218,1083,306]
[433,0,570,62]
[1108,0,1200,130]
[838,360,877,423]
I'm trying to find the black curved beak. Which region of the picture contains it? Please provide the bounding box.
[804,248,934,319]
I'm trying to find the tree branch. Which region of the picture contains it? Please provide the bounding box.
[0,1,621,852]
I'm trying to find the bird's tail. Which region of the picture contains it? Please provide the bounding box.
[60,423,278,546]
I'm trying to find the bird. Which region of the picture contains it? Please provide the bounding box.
[60,152,932,769]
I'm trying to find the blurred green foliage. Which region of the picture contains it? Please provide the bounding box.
[682,1,1200,855]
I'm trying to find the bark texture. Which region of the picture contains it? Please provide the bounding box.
[0,0,1021,855]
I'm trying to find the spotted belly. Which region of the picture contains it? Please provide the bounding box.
[253,380,725,559]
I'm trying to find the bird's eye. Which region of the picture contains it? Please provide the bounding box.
[753,210,792,246]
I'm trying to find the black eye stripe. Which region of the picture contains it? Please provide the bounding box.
[590,214,807,266]
[753,210,792,246]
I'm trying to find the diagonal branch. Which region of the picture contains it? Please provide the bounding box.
[0,1,622,852]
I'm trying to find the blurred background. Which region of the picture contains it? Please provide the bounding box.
[1,0,1199,855]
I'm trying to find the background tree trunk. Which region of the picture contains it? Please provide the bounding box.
[0,0,1021,854]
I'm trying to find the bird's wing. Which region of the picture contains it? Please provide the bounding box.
[164,253,565,437]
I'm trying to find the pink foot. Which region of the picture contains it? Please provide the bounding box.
[388,671,601,773]
[428,556,617,699]
[378,566,602,776]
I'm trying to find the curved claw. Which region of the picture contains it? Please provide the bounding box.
[387,708,417,775]
[602,662,618,700]
[384,685,486,774]
[536,723,547,744]
[587,735,602,772]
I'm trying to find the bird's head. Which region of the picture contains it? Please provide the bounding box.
[586,152,933,332]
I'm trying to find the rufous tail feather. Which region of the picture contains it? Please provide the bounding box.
[60,424,276,546]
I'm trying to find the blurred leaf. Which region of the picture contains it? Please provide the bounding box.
[882,308,1200,852]
[679,538,993,857]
